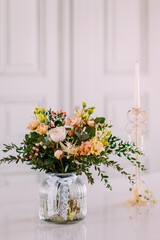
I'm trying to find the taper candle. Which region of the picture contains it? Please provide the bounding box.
[134,62,140,109]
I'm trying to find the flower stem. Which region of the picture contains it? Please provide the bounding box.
[59,158,65,173]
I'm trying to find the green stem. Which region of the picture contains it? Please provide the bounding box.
[59,158,65,173]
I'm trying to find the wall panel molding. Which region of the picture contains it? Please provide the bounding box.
[0,95,46,143]
[58,0,74,114]
[0,95,46,186]
[104,0,148,74]
[0,0,46,76]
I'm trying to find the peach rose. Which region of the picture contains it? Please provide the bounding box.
[54,150,63,159]
[36,124,48,135]
[66,117,81,127]
[27,119,39,130]
[87,120,95,127]
[49,126,66,143]
[78,141,91,155]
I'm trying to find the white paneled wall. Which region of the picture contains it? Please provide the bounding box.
[72,0,160,173]
[0,0,160,202]
[0,0,46,75]
[104,0,148,73]
[0,0,59,193]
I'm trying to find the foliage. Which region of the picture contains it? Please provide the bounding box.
[0,103,145,190]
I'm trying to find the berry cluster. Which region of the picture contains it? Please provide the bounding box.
[29,143,47,159]
[48,109,67,128]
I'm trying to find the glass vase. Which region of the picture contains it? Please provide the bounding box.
[39,173,87,224]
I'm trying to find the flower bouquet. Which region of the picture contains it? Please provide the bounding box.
[1,102,145,223]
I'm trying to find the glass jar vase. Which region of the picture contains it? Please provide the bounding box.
[39,173,87,224]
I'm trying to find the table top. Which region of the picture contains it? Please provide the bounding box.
[0,172,160,240]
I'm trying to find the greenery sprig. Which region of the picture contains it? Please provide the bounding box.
[1,102,145,191]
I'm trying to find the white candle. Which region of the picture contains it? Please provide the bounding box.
[134,62,140,108]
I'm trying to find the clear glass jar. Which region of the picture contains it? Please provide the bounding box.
[39,173,87,224]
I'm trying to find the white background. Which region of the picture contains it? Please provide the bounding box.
[0,0,160,204]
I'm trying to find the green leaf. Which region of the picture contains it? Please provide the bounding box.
[85,126,96,137]
[95,117,105,124]
[80,133,90,141]
[75,131,81,139]
[44,135,51,146]
[75,131,89,141]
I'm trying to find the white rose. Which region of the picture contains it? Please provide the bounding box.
[54,150,63,159]
[49,126,66,143]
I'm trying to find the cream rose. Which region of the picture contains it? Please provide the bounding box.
[27,119,39,130]
[49,126,66,143]
[54,150,63,159]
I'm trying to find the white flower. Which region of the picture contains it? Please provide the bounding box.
[60,142,79,158]
[54,150,63,159]
[49,126,66,143]
[74,108,82,117]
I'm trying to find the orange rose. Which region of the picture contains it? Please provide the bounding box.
[36,124,48,135]
[27,119,39,130]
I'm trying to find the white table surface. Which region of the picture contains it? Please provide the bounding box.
[0,172,160,240]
